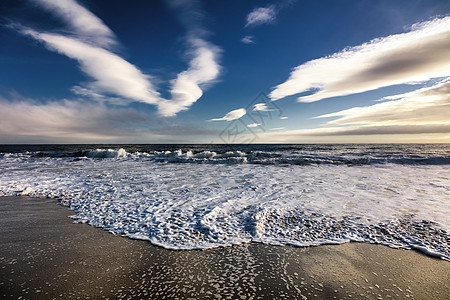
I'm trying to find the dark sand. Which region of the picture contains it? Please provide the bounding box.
[1,196,449,299]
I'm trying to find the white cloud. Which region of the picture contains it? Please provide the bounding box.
[261,124,450,138]
[16,0,222,117]
[209,108,247,121]
[270,127,285,131]
[270,17,450,102]
[155,0,222,117]
[71,86,127,105]
[247,123,261,128]
[21,28,160,105]
[316,80,450,126]
[253,103,276,111]
[245,5,277,27]
[259,80,450,142]
[32,0,116,48]
[0,98,150,142]
[0,96,221,143]
[280,116,288,119]
[241,35,255,44]
[158,37,221,116]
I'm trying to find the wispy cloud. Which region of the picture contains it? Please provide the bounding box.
[261,124,450,138]
[158,37,221,116]
[253,103,276,111]
[315,80,450,126]
[260,80,450,142]
[241,35,255,44]
[71,86,127,106]
[245,5,277,27]
[32,0,116,48]
[0,95,220,143]
[0,97,149,142]
[14,0,221,117]
[20,27,160,105]
[270,17,450,102]
[247,123,261,128]
[157,0,222,117]
[208,108,247,121]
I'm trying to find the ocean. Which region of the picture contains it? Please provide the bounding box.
[0,144,448,260]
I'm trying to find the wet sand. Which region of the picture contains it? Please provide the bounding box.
[1,196,449,299]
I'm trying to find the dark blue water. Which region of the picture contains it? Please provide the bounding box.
[1,144,449,165]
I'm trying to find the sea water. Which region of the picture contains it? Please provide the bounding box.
[0,144,448,259]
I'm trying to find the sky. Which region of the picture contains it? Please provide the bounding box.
[1,0,449,144]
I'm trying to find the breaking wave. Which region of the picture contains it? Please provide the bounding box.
[1,144,448,259]
[1,144,449,166]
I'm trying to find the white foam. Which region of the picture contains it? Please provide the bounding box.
[0,155,448,259]
[87,148,128,158]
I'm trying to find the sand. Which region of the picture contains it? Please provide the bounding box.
[0,196,449,299]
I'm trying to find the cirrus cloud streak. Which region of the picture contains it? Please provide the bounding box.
[258,124,450,146]
[270,17,450,102]
[158,37,221,116]
[208,108,247,121]
[245,5,277,27]
[0,96,220,143]
[262,80,450,142]
[16,0,222,117]
[32,0,116,48]
[316,80,450,126]
[20,28,160,105]
[0,98,149,142]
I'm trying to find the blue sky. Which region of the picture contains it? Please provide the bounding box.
[1,0,449,143]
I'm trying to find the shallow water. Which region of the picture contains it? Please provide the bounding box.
[0,144,448,259]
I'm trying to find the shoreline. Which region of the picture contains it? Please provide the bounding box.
[1,196,449,299]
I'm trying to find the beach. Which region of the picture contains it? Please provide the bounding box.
[2,0,450,296]
[1,196,448,299]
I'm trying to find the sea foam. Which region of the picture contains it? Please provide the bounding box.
[0,145,449,259]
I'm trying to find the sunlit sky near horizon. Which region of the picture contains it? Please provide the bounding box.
[1,0,449,144]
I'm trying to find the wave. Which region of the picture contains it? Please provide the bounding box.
[1,147,449,166]
[1,147,448,260]
[87,148,128,158]
[2,183,449,259]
